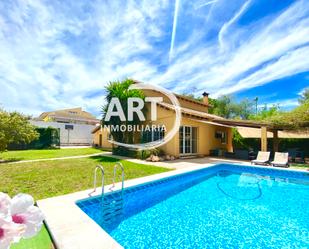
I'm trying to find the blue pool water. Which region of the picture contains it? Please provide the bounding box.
[77,164,309,248]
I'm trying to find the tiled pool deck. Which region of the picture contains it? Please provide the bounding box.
[37,162,308,249]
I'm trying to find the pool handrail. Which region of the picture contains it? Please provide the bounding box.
[88,164,105,197]
[112,162,125,194]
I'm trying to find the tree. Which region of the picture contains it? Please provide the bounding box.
[208,95,233,118]
[208,95,254,119]
[0,109,39,152]
[101,79,146,145]
[180,93,203,102]
[232,98,255,119]
[270,100,309,129]
[249,104,281,121]
[299,88,309,104]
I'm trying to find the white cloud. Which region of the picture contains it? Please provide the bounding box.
[148,0,309,98]
[298,86,309,96]
[0,0,169,115]
[0,0,308,117]
[218,0,252,50]
[262,98,299,109]
[169,0,180,61]
[214,46,309,96]
[194,0,218,10]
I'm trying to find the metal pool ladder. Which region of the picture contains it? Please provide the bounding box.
[110,162,125,194]
[101,163,125,225]
[88,163,125,197]
[88,165,105,197]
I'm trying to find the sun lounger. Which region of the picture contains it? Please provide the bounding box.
[271,152,289,167]
[251,151,270,165]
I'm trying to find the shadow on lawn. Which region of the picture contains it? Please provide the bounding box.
[0,158,23,163]
[89,155,121,163]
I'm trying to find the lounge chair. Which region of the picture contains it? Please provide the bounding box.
[295,151,305,164]
[287,148,298,163]
[251,151,270,165]
[271,152,289,167]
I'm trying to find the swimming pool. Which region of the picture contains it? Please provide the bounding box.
[77,164,309,248]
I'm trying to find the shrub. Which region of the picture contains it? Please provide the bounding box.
[112,146,137,158]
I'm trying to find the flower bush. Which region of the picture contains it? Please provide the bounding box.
[0,192,44,249]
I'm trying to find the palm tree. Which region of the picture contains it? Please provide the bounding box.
[102,79,146,146]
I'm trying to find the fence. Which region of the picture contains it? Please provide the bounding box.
[8,127,60,150]
[30,120,95,146]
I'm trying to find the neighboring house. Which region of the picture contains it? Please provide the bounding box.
[32,108,100,146]
[92,84,295,158]
[93,90,234,157]
[38,107,99,125]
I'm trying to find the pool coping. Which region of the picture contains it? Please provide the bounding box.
[37,163,308,249]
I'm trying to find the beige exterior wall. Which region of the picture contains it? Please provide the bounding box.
[178,118,232,156]
[93,128,113,149]
[151,107,232,157]
[92,88,233,156]
[148,106,179,156]
[93,104,233,157]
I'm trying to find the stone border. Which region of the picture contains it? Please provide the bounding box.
[37,162,308,249]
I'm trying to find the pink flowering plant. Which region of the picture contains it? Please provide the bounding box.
[0,192,44,249]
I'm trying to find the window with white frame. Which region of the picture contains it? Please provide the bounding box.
[215,131,227,144]
[141,127,165,143]
[179,126,198,154]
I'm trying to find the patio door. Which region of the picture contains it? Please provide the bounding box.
[179,126,197,155]
[99,134,102,147]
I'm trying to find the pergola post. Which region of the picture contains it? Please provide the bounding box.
[227,129,233,152]
[273,130,279,152]
[261,126,268,151]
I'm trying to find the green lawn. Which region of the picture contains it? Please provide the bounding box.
[0,155,171,249]
[11,225,53,249]
[0,155,171,200]
[290,163,309,169]
[0,147,104,162]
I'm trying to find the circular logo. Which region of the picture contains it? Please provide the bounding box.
[107,83,182,150]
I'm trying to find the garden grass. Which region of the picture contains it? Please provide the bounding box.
[0,155,171,200]
[2,155,307,249]
[0,147,104,162]
[0,155,171,249]
[11,225,54,249]
[290,163,309,169]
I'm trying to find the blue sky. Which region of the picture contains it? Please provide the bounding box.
[0,0,308,117]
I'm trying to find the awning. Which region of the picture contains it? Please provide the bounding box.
[190,119,309,139]
[189,119,235,128]
[237,127,309,139]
